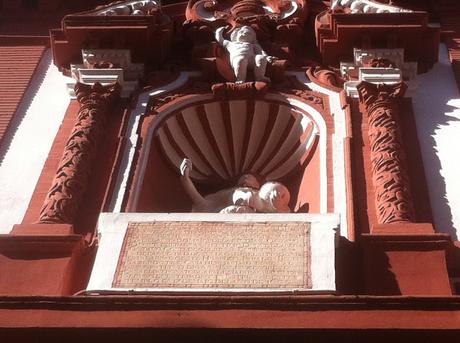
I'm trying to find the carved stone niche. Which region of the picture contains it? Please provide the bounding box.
[88,78,338,295]
[67,49,144,98]
[126,90,324,215]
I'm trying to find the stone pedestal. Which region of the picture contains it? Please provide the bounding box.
[361,227,452,295]
[0,233,87,295]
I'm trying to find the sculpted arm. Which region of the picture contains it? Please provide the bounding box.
[180,158,207,209]
[215,27,230,48]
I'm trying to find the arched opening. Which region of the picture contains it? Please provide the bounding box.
[130,97,324,213]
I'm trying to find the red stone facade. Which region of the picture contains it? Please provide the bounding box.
[1,0,460,341]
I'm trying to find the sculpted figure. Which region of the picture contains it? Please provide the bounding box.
[215,26,275,83]
[180,158,290,213]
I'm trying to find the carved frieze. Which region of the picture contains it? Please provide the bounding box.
[357,81,415,224]
[39,83,121,224]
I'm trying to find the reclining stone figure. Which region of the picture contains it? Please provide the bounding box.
[179,158,291,213]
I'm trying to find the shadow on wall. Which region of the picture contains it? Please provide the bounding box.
[0,49,50,164]
[412,43,460,240]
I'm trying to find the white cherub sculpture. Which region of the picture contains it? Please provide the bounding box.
[215,25,275,83]
[179,158,291,213]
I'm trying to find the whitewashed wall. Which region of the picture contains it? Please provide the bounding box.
[0,49,71,233]
[412,44,460,239]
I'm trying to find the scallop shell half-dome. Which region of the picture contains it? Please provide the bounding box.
[155,99,319,183]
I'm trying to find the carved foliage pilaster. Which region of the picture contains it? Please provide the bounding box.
[39,83,121,224]
[357,81,414,224]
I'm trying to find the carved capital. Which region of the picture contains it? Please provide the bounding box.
[75,82,121,107]
[357,81,406,113]
[365,57,397,68]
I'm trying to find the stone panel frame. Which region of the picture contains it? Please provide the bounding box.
[87,212,339,293]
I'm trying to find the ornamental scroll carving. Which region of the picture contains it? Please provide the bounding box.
[306,66,344,91]
[356,81,414,224]
[39,83,121,224]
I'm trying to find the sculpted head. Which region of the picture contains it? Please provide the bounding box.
[237,174,260,189]
[258,182,291,213]
[230,26,257,43]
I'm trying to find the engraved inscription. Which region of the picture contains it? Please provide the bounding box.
[113,221,312,290]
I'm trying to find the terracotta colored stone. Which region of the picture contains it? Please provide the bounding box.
[357,81,415,225]
[39,83,120,225]
[113,221,312,290]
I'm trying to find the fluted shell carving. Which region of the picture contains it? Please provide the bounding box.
[155,99,318,183]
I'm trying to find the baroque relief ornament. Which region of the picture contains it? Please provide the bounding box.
[39,83,121,224]
[183,0,307,82]
[186,0,307,24]
[357,81,415,224]
[306,66,344,91]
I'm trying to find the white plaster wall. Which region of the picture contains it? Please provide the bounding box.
[412,44,460,239]
[0,49,71,234]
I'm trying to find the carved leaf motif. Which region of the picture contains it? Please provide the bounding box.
[357,82,414,224]
[39,83,120,224]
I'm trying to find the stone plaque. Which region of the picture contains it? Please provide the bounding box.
[112,221,311,290]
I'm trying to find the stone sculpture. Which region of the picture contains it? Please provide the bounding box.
[215,25,275,83]
[180,158,291,213]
